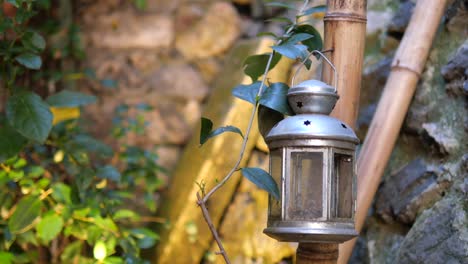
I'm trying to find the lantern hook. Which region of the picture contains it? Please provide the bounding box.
[291,50,338,93]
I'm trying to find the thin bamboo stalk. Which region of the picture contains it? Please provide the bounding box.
[338,0,449,263]
[296,0,367,262]
[323,0,367,128]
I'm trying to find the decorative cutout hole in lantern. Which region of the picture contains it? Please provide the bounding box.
[263,51,359,243]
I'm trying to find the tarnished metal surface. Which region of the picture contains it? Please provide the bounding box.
[266,115,359,144]
[154,38,293,264]
[288,79,338,115]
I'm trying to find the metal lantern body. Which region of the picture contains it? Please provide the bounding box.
[264,78,359,243]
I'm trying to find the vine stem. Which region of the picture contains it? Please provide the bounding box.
[197,1,310,263]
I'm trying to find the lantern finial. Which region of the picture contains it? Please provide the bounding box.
[288,50,339,115]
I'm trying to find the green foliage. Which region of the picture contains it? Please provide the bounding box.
[241,168,280,200]
[199,117,244,145]
[243,53,282,82]
[232,82,292,115]
[6,91,53,143]
[46,90,97,107]
[201,2,324,198]
[0,1,163,263]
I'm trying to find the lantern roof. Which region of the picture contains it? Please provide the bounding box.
[265,114,359,144]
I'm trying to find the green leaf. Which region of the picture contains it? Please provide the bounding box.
[8,196,42,234]
[293,25,323,52]
[0,122,28,162]
[266,17,294,24]
[13,158,27,169]
[243,53,281,82]
[68,134,113,158]
[15,53,42,70]
[258,105,284,138]
[272,44,308,60]
[27,166,45,178]
[301,5,327,16]
[232,81,262,105]
[31,32,46,51]
[256,32,278,38]
[52,183,72,204]
[113,209,139,221]
[199,118,243,145]
[130,228,159,249]
[46,90,96,107]
[0,252,14,264]
[36,214,63,243]
[241,168,280,200]
[259,82,292,115]
[60,241,83,263]
[265,2,296,9]
[134,0,147,10]
[96,165,121,182]
[103,257,124,264]
[6,92,53,143]
[199,118,213,145]
[94,217,118,233]
[283,33,314,45]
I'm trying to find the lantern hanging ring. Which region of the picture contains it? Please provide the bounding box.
[291,50,338,93]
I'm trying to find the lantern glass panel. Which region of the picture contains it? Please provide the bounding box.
[288,151,323,220]
[269,150,282,218]
[334,153,353,218]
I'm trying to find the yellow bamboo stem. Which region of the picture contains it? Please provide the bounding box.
[296,0,367,262]
[323,0,367,128]
[338,0,449,263]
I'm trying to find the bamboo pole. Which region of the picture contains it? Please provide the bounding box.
[296,0,367,262]
[323,0,367,128]
[338,0,449,263]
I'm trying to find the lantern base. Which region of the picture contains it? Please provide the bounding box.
[263,222,358,243]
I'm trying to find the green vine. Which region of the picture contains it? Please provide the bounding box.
[197,1,325,263]
[0,1,163,263]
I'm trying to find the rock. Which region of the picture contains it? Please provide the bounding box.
[388,1,415,36]
[155,146,182,173]
[396,194,468,264]
[356,57,392,138]
[146,64,210,101]
[445,0,468,33]
[145,0,180,13]
[441,41,468,81]
[422,122,460,155]
[441,41,468,96]
[366,10,394,35]
[375,159,451,224]
[349,236,370,264]
[87,11,174,50]
[143,101,193,145]
[366,218,407,264]
[174,3,206,33]
[193,58,221,83]
[175,2,241,59]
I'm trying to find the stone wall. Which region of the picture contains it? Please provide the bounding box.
[351,0,467,263]
[79,0,249,174]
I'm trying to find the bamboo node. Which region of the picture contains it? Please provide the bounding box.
[324,12,367,23]
[391,60,422,77]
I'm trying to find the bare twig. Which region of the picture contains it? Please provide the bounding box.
[196,1,310,263]
[197,193,231,264]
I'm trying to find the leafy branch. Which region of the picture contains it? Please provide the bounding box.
[196,1,325,262]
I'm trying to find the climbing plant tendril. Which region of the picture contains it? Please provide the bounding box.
[197,1,325,262]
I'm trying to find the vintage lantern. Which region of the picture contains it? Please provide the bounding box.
[264,51,359,243]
